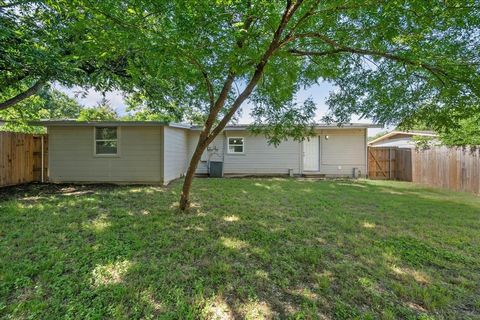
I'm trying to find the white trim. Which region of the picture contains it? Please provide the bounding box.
[93,126,120,157]
[227,136,245,154]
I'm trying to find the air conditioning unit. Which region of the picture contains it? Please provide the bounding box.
[353,167,361,178]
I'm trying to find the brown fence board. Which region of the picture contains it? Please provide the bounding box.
[0,132,48,187]
[369,146,480,194]
[368,147,397,180]
[412,146,480,194]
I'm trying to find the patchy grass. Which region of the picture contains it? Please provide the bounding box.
[0,179,479,319]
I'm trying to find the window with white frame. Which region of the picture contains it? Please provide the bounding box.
[95,127,118,155]
[227,137,244,154]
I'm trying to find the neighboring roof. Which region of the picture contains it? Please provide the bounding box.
[32,120,381,130]
[369,130,437,146]
[370,137,417,148]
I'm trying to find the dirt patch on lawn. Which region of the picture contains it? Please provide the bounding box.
[0,183,127,202]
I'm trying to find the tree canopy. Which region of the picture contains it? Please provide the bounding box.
[2,0,478,134]
[55,0,480,134]
[2,0,479,208]
[0,88,83,133]
[76,98,119,121]
[0,1,131,111]
[399,111,480,147]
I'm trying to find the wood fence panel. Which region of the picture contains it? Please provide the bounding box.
[368,147,397,180]
[395,149,412,181]
[0,132,48,187]
[410,147,480,194]
[369,146,479,194]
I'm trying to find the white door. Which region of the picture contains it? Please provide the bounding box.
[303,136,319,171]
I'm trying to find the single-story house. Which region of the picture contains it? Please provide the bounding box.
[35,121,379,185]
[368,130,438,149]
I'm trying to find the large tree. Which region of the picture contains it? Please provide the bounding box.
[2,0,479,209]
[0,88,83,132]
[0,1,132,110]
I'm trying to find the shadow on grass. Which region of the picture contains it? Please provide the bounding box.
[0,179,479,319]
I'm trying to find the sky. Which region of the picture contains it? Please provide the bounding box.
[55,82,388,137]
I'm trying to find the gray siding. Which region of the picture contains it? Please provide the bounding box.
[48,125,367,182]
[188,132,224,174]
[187,131,302,175]
[187,129,365,176]
[163,127,188,183]
[318,129,367,176]
[224,131,302,174]
[48,126,162,183]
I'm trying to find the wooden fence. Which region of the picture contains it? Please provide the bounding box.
[411,146,480,194]
[0,132,48,187]
[368,146,480,194]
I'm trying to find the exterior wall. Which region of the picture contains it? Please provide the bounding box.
[318,129,367,176]
[187,132,224,174]
[187,129,366,177]
[187,130,302,175]
[48,125,368,183]
[163,126,188,183]
[48,126,162,183]
[223,131,302,174]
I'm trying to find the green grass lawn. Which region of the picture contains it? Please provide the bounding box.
[1,178,479,319]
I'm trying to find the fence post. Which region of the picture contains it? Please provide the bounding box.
[41,135,45,183]
[388,148,392,179]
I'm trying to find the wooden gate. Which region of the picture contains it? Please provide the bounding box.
[368,147,396,179]
[368,147,413,181]
[0,132,48,187]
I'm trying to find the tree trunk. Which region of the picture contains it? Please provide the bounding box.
[178,1,300,211]
[179,133,209,210]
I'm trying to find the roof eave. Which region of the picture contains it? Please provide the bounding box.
[30,120,174,127]
[368,131,438,145]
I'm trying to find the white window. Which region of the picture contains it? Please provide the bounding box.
[95,127,118,155]
[227,137,244,154]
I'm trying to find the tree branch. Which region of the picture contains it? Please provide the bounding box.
[289,48,345,57]
[0,78,46,110]
[288,33,453,82]
[207,0,305,141]
[198,1,259,136]
[279,0,320,47]
[187,57,215,109]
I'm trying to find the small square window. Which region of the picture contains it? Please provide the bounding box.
[95,127,118,155]
[227,137,244,154]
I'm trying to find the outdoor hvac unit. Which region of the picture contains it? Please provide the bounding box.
[209,161,224,178]
[353,167,361,178]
